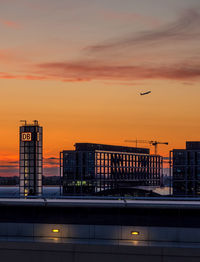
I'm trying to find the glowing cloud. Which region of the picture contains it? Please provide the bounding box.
[0,19,20,28]
[37,61,200,81]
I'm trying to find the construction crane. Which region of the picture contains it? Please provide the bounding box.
[124,140,168,155]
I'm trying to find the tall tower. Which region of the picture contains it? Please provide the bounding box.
[19,120,43,197]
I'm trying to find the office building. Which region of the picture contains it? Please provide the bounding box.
[60,143,163,196]
[171,141,200,196]
[19,120,43,196]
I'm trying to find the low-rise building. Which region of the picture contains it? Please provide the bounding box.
[60,143,163,196]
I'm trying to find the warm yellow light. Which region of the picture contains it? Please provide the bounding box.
[131,231,139,235]
[52,229,60,233]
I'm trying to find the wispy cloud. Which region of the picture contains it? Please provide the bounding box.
[86,9,200,53]
[43,157,59,168]
[0,160,18,177]
[100,10,160,27]
[35,9,200,82]
[0,19,20,29]
[0,72,54,81]
[1,9,200,83]
[1,59,200,82]
[0,165,18,169]
[37,61,200,81]
[0,157,59,177]
[0,159,18,170]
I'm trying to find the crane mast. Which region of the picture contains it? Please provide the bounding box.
[124,139,168,155]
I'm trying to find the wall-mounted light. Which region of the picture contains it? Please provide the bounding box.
[131,231,139,236]
[52,229,60,233]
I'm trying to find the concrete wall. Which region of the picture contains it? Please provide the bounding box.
[1,223,200,243]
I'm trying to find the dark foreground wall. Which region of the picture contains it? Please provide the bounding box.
[1,198,200,227]
[1,199,200,261]
[1,239,200,262]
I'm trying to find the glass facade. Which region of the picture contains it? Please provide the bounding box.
[62,151,95,195]
[172,142,200,196]
[61,143,162,196]
[19,121,43,196]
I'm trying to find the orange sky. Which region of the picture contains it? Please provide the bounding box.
[0,0,200,176]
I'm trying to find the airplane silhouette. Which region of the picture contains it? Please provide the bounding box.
[140,91,151,96]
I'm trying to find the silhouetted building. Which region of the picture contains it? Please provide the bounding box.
[60,143,163,196]
[19,120,43,196]
[171,141,200,196]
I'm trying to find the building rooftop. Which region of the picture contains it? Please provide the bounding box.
[19,120,40,126]
[173,141,200,151]
[74,143,149,154]
[186,141,200,150]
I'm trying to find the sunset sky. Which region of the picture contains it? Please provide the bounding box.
[0,0,200,176]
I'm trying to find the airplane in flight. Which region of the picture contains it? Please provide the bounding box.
[140,91,151,96]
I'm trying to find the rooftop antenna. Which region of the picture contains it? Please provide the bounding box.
[33,120,38,126]
[20,120,27,126]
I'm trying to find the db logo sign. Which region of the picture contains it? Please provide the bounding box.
[21,132,32,141]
